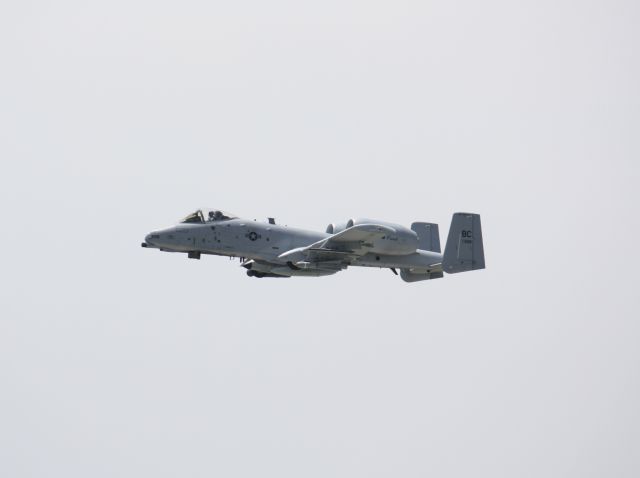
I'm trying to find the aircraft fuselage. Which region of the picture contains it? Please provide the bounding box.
[142,209,485,280]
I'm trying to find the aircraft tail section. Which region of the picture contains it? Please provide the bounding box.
[411,222,441,252]
[442,213,485,273]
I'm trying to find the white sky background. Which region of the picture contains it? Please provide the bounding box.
[1,0,639,476]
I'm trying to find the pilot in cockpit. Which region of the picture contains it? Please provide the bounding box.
[208,210,224,221]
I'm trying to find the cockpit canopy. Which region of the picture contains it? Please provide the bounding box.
[180,209,237,224]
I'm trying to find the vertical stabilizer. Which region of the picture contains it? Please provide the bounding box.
[442,213,485,273]
[411,222,441,252]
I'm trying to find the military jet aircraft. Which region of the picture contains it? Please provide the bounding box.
[141,209,485,282]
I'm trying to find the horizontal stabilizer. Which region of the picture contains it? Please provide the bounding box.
[400,269,444,282]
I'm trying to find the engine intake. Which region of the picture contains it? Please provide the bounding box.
[326,219,354,234]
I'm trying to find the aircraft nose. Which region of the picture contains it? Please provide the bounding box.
[142,232,157,248]
[142,227,177,249]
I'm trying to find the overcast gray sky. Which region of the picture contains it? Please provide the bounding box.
[1,1,639,477]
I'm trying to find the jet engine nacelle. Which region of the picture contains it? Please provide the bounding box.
[326,218,419,255]
[353,218,419,255]
[326,219,354,234]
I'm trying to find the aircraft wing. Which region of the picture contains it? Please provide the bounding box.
[279,224,395,263]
